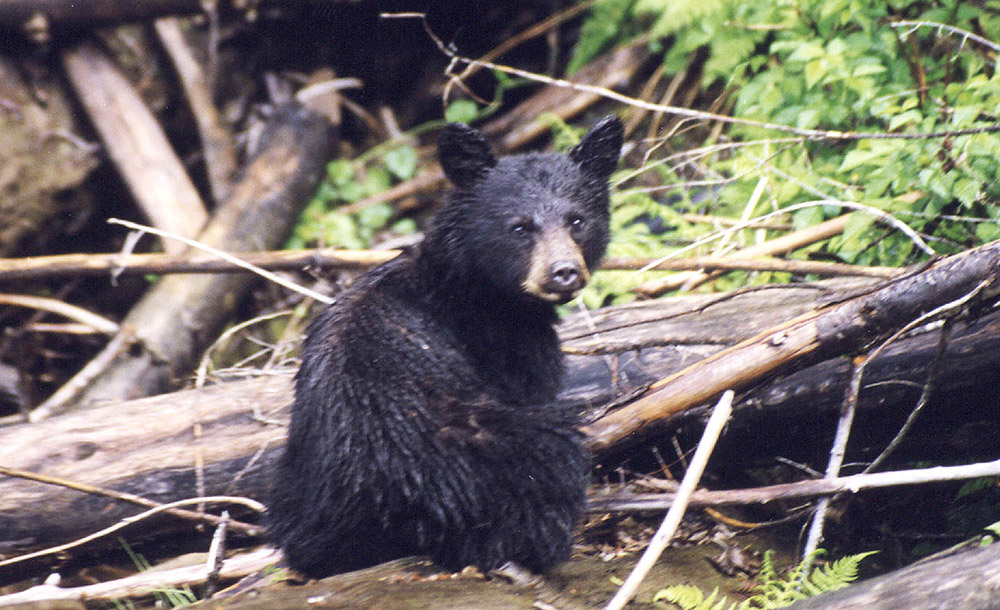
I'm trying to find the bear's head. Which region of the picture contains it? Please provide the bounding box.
[424,116,623,305]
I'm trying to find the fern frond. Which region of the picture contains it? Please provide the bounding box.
[634,0,740,37]
[807,551,878,594]
[567,0,637,74]
[654,585,735,610]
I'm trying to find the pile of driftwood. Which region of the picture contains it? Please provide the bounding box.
[2,3,1000,610]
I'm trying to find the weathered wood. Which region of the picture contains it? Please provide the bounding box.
[62,41,209,255]
[45,103,335,413]
[584,239,1000,453]
[0,55,98,257]
[784,542,1000,610]
[3,278,1000,568]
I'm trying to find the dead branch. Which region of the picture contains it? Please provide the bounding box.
[48,103,335,413]
[584,238,1000,453]
[0,548,278,608]
[634,215,853,296]
[0,249,897,282]
[589,458,1000,512]
[154,16,237,204]
[62,40,209,255]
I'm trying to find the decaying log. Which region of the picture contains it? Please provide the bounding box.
[3,270,1000,566]
[584,238,1000,453]
[784,542,1000,610]
[0,55,98,257]
[39,103,335,414]
[62,41,209,255]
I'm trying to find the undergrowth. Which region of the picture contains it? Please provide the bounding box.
[654,549,876,610]
[291,0,1000,307]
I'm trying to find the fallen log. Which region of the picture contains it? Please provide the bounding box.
[583,238,1000,453]
[3,267,1000,570]
[34,103,335,416]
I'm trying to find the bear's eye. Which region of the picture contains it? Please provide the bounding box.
[510,219,533,238]
[567,214,586,232]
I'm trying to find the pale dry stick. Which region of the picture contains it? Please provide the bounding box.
[195,310,293,387]
[891,20,1000,56]
[0,548,279,607]
[632,198,934,279]
[62,42,208,254]
[635,214,853,296]
[0,294,118,334]
[0,496,265,570]
[588,458,1000,512]
[604,390,734,610]
[620,137,806,189]
[108,218,334,305]
[715,174,768,253]
[802,356,865,559]
[802,280,990,558]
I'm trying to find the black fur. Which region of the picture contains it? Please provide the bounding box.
[268,116,624,578]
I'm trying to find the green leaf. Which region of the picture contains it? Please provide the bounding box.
[326,159,355,186]
[445,99,479,124]
[384,146,418,180]
[838,149,875,172]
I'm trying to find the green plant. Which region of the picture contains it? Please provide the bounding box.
[568,0,1000,302]
[288,147,419,251]
[115,539,199,609]
[653,549,876,610]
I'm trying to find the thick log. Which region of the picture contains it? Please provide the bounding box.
[784,542,1000,610]
[41,103,334,413]
[3,276,1000,569]
[583,239,1000,453]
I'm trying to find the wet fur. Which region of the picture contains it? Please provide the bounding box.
[268,117,624,578]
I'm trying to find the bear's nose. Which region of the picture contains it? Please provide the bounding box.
[549,261,584,292]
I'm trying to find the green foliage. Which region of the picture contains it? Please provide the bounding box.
[115,538,199,608]
[653,550,876,610]
[568,0,1000,302]
[568,0,637,74]
[288,147,419,251]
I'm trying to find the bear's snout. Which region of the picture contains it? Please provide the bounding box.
[523,226,590,303]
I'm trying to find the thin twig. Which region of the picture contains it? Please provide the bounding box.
[803,355,865,559]
[0,496,264,570]
[891,20,1000,56]
[863,318,954,474]
[0,293,118,334]
[388,12,1000,143]
[108,218,334,305]
[604,390,734,610]
[588,458,1000,512]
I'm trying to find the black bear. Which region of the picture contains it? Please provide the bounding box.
[267,116,624,578]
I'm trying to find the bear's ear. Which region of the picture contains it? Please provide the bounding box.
[569,115,623,181]
[437,123,498,189]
